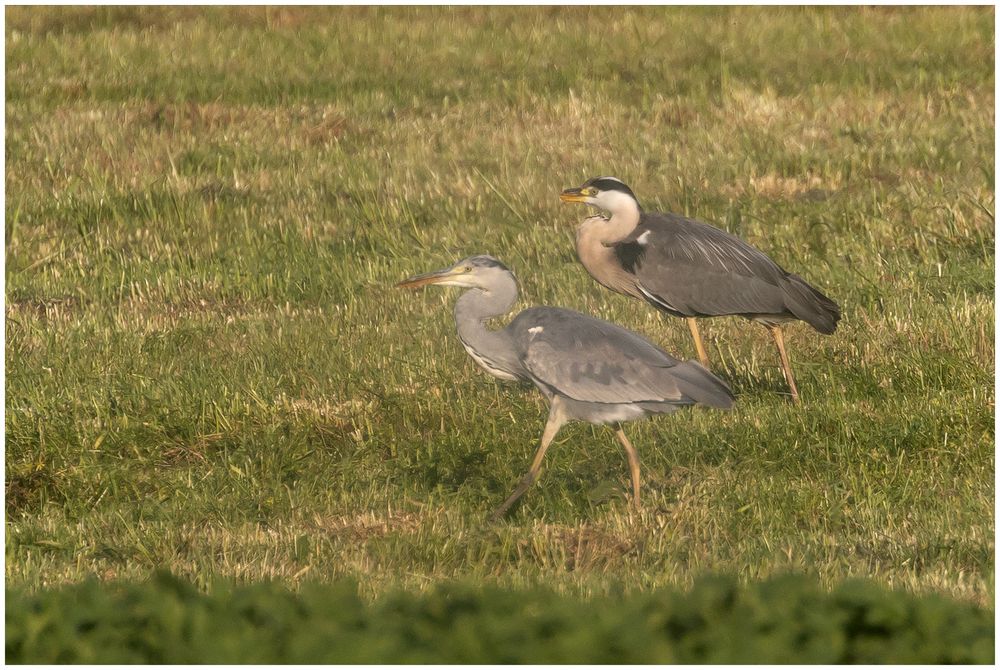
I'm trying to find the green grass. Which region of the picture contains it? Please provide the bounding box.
[6,6,994,606]
[8,571,994,663]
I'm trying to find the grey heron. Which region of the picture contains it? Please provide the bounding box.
[560,176,840,404]
[397,255,734,519]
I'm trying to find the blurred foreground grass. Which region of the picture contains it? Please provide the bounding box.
[7,572,994,663]
[5,7,995,605]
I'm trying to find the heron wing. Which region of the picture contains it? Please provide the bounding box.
[507,307,688,404]
[613,212,789,317]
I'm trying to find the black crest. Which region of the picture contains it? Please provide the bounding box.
[586,176,638,200]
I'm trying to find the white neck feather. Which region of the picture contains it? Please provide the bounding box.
[594,190,641,228]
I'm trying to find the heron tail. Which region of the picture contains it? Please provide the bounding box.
[781,274,841,334]
[671,361,736,409]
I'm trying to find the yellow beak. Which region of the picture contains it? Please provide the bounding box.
[395,267,456,289]
[559,187,588,204]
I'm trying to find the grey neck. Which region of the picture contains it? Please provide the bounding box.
[453,274,523,381]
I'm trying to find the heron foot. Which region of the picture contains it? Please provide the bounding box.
[490,473,537,521]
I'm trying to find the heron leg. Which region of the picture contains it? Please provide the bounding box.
[490,398,569,520]
[613,426,641,509]
[768,325,800,404]
[686,317,710,367]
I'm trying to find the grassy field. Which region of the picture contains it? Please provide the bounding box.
[5,6,994,607]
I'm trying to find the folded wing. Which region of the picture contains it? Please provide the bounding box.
[508,307,734,408]
[615,213,837,332]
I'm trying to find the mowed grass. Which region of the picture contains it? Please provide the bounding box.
[5,7,994,605]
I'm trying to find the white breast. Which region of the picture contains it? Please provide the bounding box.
[461,341,520,381]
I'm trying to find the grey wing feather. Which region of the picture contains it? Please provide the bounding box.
[616,213,786,316]
[668,360,736,409]
[781,273,841,334]
[507,307,687,404]
[624,213,784,276]
[617,212,838,330]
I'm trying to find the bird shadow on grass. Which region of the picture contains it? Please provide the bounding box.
[708,364,797,406]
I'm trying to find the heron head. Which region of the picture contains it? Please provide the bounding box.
[560,176,640,215]
[396,255,514,291]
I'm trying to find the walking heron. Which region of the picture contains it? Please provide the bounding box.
[560,176,840,403]
[397,255,734,519]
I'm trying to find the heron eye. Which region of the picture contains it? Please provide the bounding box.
[583,188,596,196]
[463,266,472,273]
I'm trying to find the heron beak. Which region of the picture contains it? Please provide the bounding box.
[559,187,588,204]
[395,267,456,289]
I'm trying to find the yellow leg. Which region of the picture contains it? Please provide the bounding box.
[768,325,800,404]
[687,317,710,367]
[491,398,568,520]
[614,426,641,509]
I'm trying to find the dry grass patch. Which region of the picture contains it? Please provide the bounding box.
[508,520,638,572]
[308,510,424,541]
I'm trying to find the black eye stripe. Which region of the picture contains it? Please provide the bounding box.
[578,177,641,207]
[590,177,631,193]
